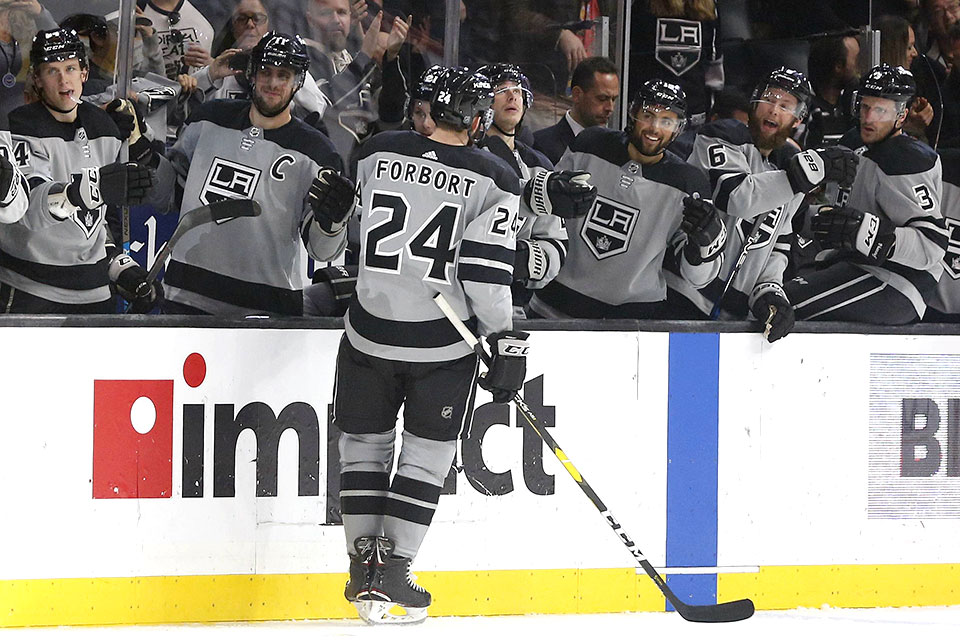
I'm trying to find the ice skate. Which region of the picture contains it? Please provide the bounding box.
[344,536,379,603]
[355,537,431,625]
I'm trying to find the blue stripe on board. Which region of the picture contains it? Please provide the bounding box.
[665,332,719,610]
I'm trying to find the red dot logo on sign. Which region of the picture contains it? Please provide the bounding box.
[92,380,174,499]
[183,352,206,387]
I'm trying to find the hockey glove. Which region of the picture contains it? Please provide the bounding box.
[811,205,896,264]
[786,147,859,194]
[523,170,597,219]
[106,98,154,163]
[480,330,530,404]
[108,254,163,313]
[750,282,794,343]
[681,194,726,265]
[67,162,155,210]
[309,167,356,234]
[513,239,548,283]
[0,152,24,209]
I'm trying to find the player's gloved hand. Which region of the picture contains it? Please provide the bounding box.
[106,98,155,163]
[309,167,356,234]
[811,204,896,264]
[108,254,164,313]
[0,152,24,209]
[513,239,548,283]
[523,170,597,218]
[750,282,794,343]
[67,162,155,210]
[786,147,859,194]
[681,194,726,265]
[479,330,530,403]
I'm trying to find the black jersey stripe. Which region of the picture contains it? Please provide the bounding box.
[347,298,478,348]
[712,171,748,213]
[458,263,513,285]
[341,471,390,492]
[389,475,441,504]
[535,279,673,319]
[0,250,109,290]
[341,494,389,517]
[460,239,515,264]
[383,496,436,526]
[164,260,303,315]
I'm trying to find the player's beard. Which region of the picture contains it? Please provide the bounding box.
[252,86,294,118]
[748,115,793,152]
[629,125,670,158]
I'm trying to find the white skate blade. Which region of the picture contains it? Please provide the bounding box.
[355,601,428,625]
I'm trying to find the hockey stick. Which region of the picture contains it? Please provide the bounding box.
[709,212,766,319]
[433,293,755,623]
[145,198,262,285]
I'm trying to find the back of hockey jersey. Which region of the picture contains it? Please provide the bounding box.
[2,102,122,304]
[549,127,710,307]
[346,130,521,363]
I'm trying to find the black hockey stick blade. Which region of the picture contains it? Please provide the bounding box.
[145,199,261,285]
[432,293,756,623]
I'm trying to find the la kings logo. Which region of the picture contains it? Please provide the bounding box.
[942,218,960,279]
[581,195,640,260]
[200,157,261,218]
[737,205,785,252]
[655,19,701,76]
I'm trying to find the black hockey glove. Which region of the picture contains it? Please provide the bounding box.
[680,194,726,265]
[811,205,896,264]
[105,98,154,162]
[0,152,23,208]
[480,330,530,404]
[750,282,794,343]
[67,162,155,210]
[513,239,548,283]
[309,167,356,234]
[523,170,597,218]
[786,146,859,194]
[109,254,164,313]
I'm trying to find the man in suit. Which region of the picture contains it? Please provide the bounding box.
[533,56,619,165]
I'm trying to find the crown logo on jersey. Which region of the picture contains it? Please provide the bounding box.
[596,235,612,251]
[422,150,439,160]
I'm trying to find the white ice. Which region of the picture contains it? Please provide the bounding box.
[4,607,960,639]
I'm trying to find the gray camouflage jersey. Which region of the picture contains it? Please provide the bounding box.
[2,102,122,304]
[159,100,346,316]
[674,118,804,318]
[346,130,521,363]
[529,127,715,319]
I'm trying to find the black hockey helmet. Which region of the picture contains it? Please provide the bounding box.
[430,67,494,132]
[247,31,310,91]
[751,67,814,121]
[406,64,444,119]
[30,28,87,70]
[856,63,916,108]
[627,79,688,140]
[477,63,533,108]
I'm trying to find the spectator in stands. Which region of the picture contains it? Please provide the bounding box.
[875,14,939,144]
[532,56,619,165]
[629,0,723,131]
[138,0,214,79]
[0,0,58,128]
[920,0,960,73]
[801,34,860,148]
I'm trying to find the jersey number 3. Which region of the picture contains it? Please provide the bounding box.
[365,190,462,284]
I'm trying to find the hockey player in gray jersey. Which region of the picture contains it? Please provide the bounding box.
[923,148,960,322]
[0,135,29,225]
[1,29,158,314]
[478,63,572,314]
[528,79,726,320]
[328,67,526,624]
[788,64,948,324]
[154,32,349,316]
[676,67,859,341]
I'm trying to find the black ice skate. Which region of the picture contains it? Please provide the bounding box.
[344,536,378,603]
[354,537,431,625]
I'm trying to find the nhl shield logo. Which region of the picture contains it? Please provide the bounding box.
[942,218,960,280]
[200,157,262,220]
[580,195,640,260]
[655,18,702,76]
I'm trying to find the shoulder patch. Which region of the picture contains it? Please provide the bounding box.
[865,134,939,176]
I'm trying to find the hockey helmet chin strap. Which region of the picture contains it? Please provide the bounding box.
[492,121,518,137]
